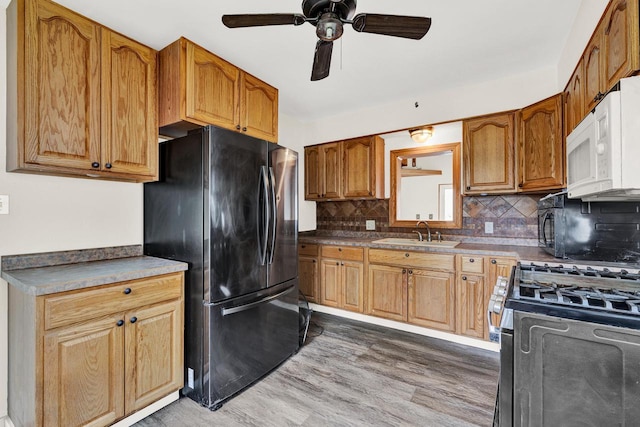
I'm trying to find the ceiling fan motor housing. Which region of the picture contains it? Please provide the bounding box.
[303,0,357,22]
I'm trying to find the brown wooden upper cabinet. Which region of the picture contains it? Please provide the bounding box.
[158,37,278,143]
[304,135,384,201]
[6,0,158,182]
[564,60,585,138]
[462,112,516,194]
[569,0,639,129]
[518,94,565,192]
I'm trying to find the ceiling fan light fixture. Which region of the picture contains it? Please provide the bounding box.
[409,127,433,143]
[316,13,343,41]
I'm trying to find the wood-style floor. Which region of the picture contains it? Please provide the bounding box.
[135,313,499,427]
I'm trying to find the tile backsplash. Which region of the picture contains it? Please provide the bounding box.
[316,195,540,245]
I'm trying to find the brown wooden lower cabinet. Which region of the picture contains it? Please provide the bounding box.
[408,269,456,332]
[298,243,319,303]
[456,273,486,338]
[367,264,407,321]
[10,272,184,427]
[321,258,365,312]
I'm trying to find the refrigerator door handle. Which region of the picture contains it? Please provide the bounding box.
[221,285,295,316]
[267,166,277,265]
[258,166,270,265]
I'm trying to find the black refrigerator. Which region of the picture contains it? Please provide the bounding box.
[144,125,299,410]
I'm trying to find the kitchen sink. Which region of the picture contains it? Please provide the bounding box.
[372,238,460,248]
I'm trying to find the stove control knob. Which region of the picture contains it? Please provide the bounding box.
[493,284,507,296]
[489,295,504,313]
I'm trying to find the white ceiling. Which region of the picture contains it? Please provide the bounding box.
[54,0,583,123]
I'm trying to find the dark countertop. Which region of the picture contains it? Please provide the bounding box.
[1,245,188,296]
[299,234,639,268]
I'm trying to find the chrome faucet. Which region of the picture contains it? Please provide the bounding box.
[412,230,423,241]
[416,220,432,242]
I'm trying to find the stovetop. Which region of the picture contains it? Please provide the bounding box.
[504,262,640,329]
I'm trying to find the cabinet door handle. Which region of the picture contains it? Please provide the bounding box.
[91,162,100,168]
[312,259,316,263]
[336,262,339,266]
[402,269,407,274]
[518,183,523,188]
[462,276,467,281]
[408,270,413,275]
[301,245,306,248]
[491,259,497,264]
[130,317,138,324]
[123,288,132,295]
[466,186,471,190]
[242,127,247,132]
[116,320,124,327]
[236,125,241,130]
[341,262,344,266]
[105,163,112,169]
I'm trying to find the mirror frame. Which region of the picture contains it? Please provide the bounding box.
[389,142,462,229]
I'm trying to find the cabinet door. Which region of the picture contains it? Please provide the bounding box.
[322,142,342,199]
[124,299,183,413]
[367,264,407,321]
[462,112,516,194]
[343,136,380,198]
[456,274,486,339]
[240,73,279,142]
[43,314,125,427]
[24,0,101,170]
[101,30,157,177]
[518,94,564,192]
[185,41,239,130]
[408,269,456,332]
[602,0,640,92]
[299,256,319,303]
[304,146,323,200]
[564,61,585,137]
[321,259,341,307]
[584,34,604,112]
[342,261,365,313]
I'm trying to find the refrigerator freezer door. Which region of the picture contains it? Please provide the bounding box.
[267,145,299,287]
[206,126,268,303]
[204,279,299,407]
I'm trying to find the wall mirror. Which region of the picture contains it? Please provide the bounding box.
[389,142,462,228]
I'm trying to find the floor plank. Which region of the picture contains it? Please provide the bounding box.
[134,312,499,427]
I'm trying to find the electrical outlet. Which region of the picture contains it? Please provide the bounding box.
[366,220,376,231]
[0,195,9,215]
[485,221,494,234]
[416,214,420,219]
[428,213,433,220]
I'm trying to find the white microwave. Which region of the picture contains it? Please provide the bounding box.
[566,76,640,201]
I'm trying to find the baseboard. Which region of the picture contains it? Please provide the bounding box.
[309,303,500,352]
[111,391,179,427]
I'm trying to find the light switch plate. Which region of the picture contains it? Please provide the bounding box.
[0,195,9,215]
[485,221,494,234]
[366,220,376,231]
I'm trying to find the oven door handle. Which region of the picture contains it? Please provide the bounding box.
[541,211,552,246]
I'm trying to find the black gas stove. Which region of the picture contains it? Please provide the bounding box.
[494,262,640,426]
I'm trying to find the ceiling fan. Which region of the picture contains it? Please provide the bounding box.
[222,0,432,81]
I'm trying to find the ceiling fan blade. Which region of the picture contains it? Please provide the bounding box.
[351,14,432,40]
[311,40,333,81]
[222,14,307,28]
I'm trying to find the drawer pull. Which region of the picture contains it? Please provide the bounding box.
[491,259,497,264]
[123,288,132,295]
[405,253,410,258]
[469,258,474,263]
[130,316,138,324]
[301,245,306,248]
[116,320,124,327]
[338,248,342,252]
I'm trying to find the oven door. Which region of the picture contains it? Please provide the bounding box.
[566,111,597,199]
[514,311,640,426]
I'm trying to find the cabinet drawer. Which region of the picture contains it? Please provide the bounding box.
[299,243,319,257]
[43,272,183,330]
[369,249,454,271]
[459,255,485,274]
[321,245,364,261]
